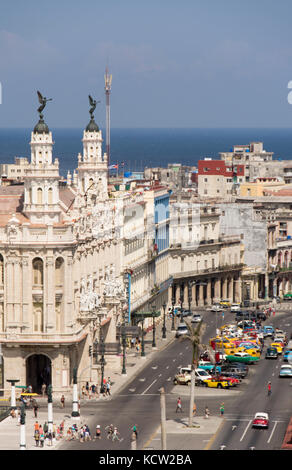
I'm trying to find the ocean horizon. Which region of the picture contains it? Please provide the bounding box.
[1,127,292,178]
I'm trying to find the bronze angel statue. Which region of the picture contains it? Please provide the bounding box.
[37,90,52,118]
[89,95,100,119]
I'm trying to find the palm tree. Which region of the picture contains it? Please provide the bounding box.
[179,320,206,427]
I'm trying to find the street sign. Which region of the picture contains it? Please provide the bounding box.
[132,311,161,319]
[116,326,141,337]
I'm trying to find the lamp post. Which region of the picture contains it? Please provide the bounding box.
[20,402,26,450]
[141,315,145,357]
[71,367,80,418]
[162,302,167,339]
[47,384,53,434]
[171,297,175,331]
[99,336,106,394]
[122,326,127,375]
[151,304,157,348]
[7,379,19,410]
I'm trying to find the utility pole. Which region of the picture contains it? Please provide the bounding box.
[104,66,112,167]
[160,387,167,450]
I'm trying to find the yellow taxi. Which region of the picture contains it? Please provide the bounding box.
[219,300,231,308]
[270,341,284,354]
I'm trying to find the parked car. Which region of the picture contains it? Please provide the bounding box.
[279,364,292,377]
[265,347,278,359]
[204,377,230,389]
[220,364,248,379]
[252,412,269,429]
[175,323,188,338]
[191,313,202,323]
[180,309,192,317]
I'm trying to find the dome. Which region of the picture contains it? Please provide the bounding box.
[34,118,49,134]
[86,118,99,132]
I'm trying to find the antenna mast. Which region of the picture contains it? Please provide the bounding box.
[104,67,112,167]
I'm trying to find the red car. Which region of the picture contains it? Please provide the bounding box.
[252,412,269,429]
[212,374,240,386]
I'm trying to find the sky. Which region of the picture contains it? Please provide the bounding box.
[1,0,292,128]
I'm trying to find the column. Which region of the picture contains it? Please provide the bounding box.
[214,278,221,303]
[198,284,204,307]
[45,256,54,331]
[191,283,196,308]
[184,283,188,309]
[222,277,227,299]
[206,279,212,306]
[175,284,180,305]
[22,256,30,325]
[64,255,73,330]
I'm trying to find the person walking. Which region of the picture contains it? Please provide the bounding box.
[33,400,39,418]
[39,430,45,447]
[60,395,65,408]
[220,402,225,416]
[267,381,272,396]
[34,421,39,432]
[106,381,111,396]
[95,425,101,439]
[176,397,182,413]
[43,421,48,435]
[192,402,197,417]
[34,429,40,447]
[205,406,210,419]
[132,424,138,440]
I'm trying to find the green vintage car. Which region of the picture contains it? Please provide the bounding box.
[225,352,260,364]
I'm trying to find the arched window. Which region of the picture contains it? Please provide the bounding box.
[0,254,4,285]
[33,258,43,286]
[48,187,53,205]
[37,188,43,204]
[55,257,64,287]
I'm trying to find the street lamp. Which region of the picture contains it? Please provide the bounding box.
[7,379,19,410]
[121,327,127,375]
[151,304,157,348]
[71,367,80,418]
[20,402,26,450]
[162,302,167,339]
[99,336,106,394]
[171,297,175,331]
[141,315,146,357]
[47,384,53,434]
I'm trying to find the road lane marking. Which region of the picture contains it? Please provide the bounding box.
[142,379,157,395]
[267,421,278,444]
[240,420,252,441]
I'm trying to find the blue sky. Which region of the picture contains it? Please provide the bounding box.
[1,0,292,128]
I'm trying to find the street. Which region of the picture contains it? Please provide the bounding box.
[59,308,292,451]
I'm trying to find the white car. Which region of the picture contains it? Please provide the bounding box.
[231,303,241,312]
[175,323,188,338]
[211,304,223,312]
[191,313,202,323]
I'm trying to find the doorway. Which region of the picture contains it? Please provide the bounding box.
[26,354,52,394]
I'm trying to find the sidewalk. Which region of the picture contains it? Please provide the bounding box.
[0,315,178,450]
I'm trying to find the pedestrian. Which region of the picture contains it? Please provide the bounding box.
[131,338,135,349]
[41,383,46,397]
[34,429,40,447]
[220,402,225,416]
[60,395,65,408]
[47,431,53,446]
[91,383,96,397]
[176,397,182,413]
[39,430,45,447]
[106,381,111,396]
[205,406,210,419]
[192,402,197,416]
[81,385,86,398]
[86,381,90,397]
[43,421,48,435]
[27,384,32,393]
[132,424,138,439]
[34,421,39,432]
[112,427,122,442]
[95,425,101,439]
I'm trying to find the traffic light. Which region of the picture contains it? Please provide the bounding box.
[89,345,92,356]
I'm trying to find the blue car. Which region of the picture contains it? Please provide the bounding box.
[263,326,274,337]
[279,365,292,377]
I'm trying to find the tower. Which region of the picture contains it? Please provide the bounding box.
[23,92,61,224]
[76,96,108,200]
[104,67,112,167]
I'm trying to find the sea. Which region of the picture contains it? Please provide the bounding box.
[1,127,292,178]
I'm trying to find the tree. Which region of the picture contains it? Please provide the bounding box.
[179,319,206,427]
